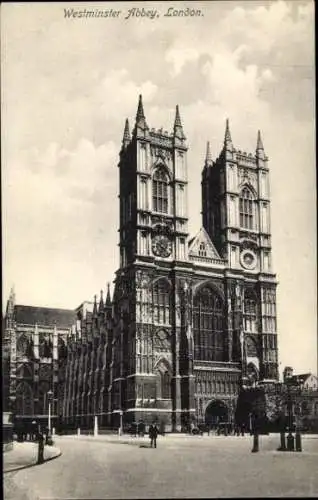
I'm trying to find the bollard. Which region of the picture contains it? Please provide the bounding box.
[37,433,44,464]
[287,433,295,451]
[77,427,81,437]
[278,431,287,451]
[251,432,259,453]
[94,416,98,437]
[295,431,302,452]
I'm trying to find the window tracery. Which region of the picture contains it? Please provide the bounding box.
[244,290,257,333]
[152,168,169,213]
[193,286,225,361]
[239,187,255,230]
[152,279,171,325]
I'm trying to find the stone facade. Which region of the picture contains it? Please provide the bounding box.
[62,96,279,432]
[3,290,75,428]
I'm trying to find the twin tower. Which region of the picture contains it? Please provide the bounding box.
[109,95,278,430]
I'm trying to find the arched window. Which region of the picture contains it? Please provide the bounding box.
[39,339,53,358]
[152,279,171,325]
[244,290,257,333]
[16,382,34,416]
[153,169,169,214]
[239,187,255,230]
[193,286,225,361]
[17,335,30,357]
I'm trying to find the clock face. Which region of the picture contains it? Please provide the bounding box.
[240,249,257,270]
[152,235,172,258]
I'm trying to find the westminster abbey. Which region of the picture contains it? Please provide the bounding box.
[4,96,279,432]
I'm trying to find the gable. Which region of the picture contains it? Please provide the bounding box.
[188,227,223,263]
[303,374,318,388]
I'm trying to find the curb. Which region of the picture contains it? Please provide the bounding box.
[4,448,62,474]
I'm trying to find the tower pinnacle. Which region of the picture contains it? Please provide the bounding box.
[134,94,148,134]
[136,94,145,120]
[173,104,185,140]
[256,130,264,150]
[122,118,131,147]
[205,141,213,167]
[256,130,265,160]
[224,118,233,151]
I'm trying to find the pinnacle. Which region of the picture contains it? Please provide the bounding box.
[98,289,104,312]
[136,94,145,121]
[123,118,130,144]
[173,104,185,140]
[174,105,182,128]
[205,141,213,166]
[106,283,112,307]
[224,118,232,144]
[93,294,98,316]
[257,130,264,150]
[134,94,149,132]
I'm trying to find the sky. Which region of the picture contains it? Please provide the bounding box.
[2,1,316,376]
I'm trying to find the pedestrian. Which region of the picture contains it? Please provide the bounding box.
[149,422,158,448]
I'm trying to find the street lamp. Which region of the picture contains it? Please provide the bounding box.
[283,375,302,452]
[285,377,295,451]
[47,390,53,436]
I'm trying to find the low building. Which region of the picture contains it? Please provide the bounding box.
[3,288,76,432]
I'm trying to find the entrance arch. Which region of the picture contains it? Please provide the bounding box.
[205,399,229,426]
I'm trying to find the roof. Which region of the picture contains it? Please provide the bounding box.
[290,373,313,384]
[14,305,76,328]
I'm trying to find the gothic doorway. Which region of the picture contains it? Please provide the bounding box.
[205,400,228,426]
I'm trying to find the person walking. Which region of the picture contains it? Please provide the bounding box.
[149,422,158,448]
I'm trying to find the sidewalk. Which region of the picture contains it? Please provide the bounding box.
[56,432,251,447]
[56,433,150,447]
[3,441,61,473]
[56,432,318,449]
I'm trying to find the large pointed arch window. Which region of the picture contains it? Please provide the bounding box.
[193,286,225,361]
[244,290,257,333]
[239,187,255,230]
[152,279,171,325]
[153,168,169,214]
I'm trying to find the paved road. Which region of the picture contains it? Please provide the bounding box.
[4,435,318,499]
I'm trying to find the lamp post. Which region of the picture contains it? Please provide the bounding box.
[284,376,295,451]
[283,375,302,452]
[47,390,53,437]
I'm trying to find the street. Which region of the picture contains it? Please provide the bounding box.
[4,434,318,499]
